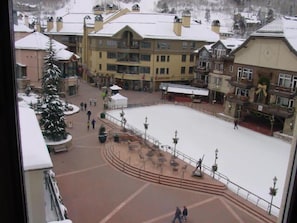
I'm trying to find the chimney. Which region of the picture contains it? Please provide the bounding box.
[93,5,105,15]
[173,16,182,36]
[94,14,103,32]
[211,20,220,34]
[56,17,63,32]
[24,15,29,27]
[132,4,140,12]
[47,16,54,31]
[35,19,41,32]
[182,9,191,27]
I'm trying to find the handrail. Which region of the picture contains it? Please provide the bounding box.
[105,112,280,216]
[44,170,68,221]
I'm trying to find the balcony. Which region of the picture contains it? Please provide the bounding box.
[194,66,210,73]
[269,84,297,98]
[247,103,295,118]
[226,93,249,105]
[211,54,233,62]
[192,79,208,88]
[117,41,139,49]
[229,77,254,89]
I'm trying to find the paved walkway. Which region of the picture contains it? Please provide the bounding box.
[51,80,277,223]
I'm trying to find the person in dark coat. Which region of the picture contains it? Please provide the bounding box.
[234,119,238,129]
[91,118,96,129]
[172,206,182,223]
[87,110,92,121]
[182,206,188,222]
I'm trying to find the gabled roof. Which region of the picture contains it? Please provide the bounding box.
[15,31,67,50]
[232,16,297,55]
[212,38,245,51]
[14,23,34,33]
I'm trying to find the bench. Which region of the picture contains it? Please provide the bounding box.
[52,144,68,153]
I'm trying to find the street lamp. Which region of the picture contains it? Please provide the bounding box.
[212,148,218,178]
[144,116,149,142]
[120,108,125,127]
[268,176,278,215]
[172,130,179,158]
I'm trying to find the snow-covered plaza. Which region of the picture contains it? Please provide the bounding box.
[108,104,291,213]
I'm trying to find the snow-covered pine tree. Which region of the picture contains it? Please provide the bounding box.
[39,38,67,141]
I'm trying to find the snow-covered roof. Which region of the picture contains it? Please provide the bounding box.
[91,12,219,42]
[219,38,245,51]
[55,49,80,61]
[46,10,219,42]
[160,83,209,96]
[110,84,122,90]
[19,107,53,171]
[111,93,127,100]
[14,23,34,33]
[251,16,297,51]
[15,31,67,50]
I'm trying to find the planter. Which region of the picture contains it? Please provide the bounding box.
[100,112,106,119]
[98,134,107,143]
[113,134,119,142]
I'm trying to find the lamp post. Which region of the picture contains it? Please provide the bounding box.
[212,148,218,178]
[270,115,275,136]
[144,116,149,142]
[268,176,278,215]
[172,130,179,158]
[120,108,125,129]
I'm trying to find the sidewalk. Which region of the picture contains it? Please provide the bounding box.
[51,80,277,223]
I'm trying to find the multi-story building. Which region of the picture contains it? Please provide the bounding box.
[45,5,219,91]
[195,38,244,103]
[226,16,297,135]
[15,32,80,96]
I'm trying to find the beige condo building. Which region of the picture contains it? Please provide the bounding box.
[45,6,220,91]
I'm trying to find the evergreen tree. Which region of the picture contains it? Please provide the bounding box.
[39,38,67,141]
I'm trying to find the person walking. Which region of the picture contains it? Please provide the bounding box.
[182,206,188,222]
[84,102,87,111]
[87,110,92,121]
[234,119,238,129]
[172,206,182,223]
[91,118,96,129]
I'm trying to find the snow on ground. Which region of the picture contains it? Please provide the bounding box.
[108,104,291,210]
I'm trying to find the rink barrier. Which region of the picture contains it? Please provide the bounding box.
[105,112,280,216]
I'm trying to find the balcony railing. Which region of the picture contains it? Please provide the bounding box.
[246,103,295,118]
[269,84,297,98]
[229,77,254,89]
[226,93,249,105]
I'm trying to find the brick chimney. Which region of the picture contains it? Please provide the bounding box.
[211,20,220,34]
[182,9,191,27]
[56,17,63,32]
[94,14,103,32]
[47,16,54,31]
[173,16,182,36]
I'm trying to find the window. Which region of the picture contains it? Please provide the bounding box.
[189,54,194,62]
[276,96,294,108]
[181,67,185,74]
[99,64,102,70]
[167,56,170,62]
[182,42,187,49]
[235,87,249,97]
[140,41,151,48]
[160,68,165,74]
[106,40,117,48]
[189,67,193,74]
[237,67,252,80]
[99,52,102,58]
[181,54,186,62]
[157,42,170,49]
[107,52,116,59]
[278,73,292,88]
[139,66,150,73]
[161,55,166,62]
[156,68,159,74]
[140,54,151,61]
[156,56,159,62]
[229,65,233,72]
[107,64,116,71]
